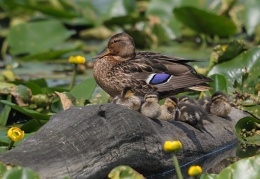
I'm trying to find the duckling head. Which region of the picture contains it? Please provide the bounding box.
[144,93,159,103]
[164,96,178,108]
[179,96,190,103]
[93,32,135,61]
[122,87,134,99]
[211,91,228,103]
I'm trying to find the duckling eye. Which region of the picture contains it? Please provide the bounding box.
[112,39,121,43]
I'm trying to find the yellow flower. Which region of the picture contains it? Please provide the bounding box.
[221,44,227,51]
[163,140,183,152]
[68,56,86,64]
[188,165,203,176]
[7,127,25,142]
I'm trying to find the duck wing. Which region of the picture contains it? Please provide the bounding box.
[124,52,212,98]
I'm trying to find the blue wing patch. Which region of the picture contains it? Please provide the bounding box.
[148,74,172,84]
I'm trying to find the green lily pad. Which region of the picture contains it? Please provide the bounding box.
[2,166,40,179]
[7,20,75,55]
[209,74,228,94]
[218,40,247,63]
[0,100,50,120]
[208,46,260,93]
[235,117,260,145]
[0,95,12,126]
[70,78,97,103]
[173,6,237,36]
[201,154,260,179]
[244,0,260,35]
[108,165,145,179]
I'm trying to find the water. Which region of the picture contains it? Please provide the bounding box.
[147,141,238,179]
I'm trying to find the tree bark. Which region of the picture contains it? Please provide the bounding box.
[0,104,249,179]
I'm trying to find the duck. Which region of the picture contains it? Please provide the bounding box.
[93,32,212,99]
[207,91,231,117]
[177,102,213,132]
[111,87,142,111]
[159,96,181,121]
[140,93,161,119]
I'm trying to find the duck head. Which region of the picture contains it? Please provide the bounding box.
[93,32,136,61]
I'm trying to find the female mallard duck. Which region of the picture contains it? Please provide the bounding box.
[111,87,141,111]
[93,32,212,99]
[140,93,161,119]
[207,91,231,117]
[159,96,181,121]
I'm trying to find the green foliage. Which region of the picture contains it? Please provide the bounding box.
[7,20,75,55]
[0,162,40,179]
[108,165,145,179]
[200,154,260,179]
[235,117,260,145]
[174,6,237,37]
[209,74,228,94]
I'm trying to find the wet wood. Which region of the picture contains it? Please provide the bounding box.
[0,104,248,179]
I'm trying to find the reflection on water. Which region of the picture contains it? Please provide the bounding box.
[147,141,238,179]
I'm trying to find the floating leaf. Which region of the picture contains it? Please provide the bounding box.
[0,95,12,126]
[70,78,97,103]
[201,154,260,179]
[0,100,50,120]
[0,163,7,178]
[174,6,237,36]
[244,0,260,35]
[208,46,260,93]
[108,165,145,179]
[209,74,228,94]
[218,40,247,63]
[7,20,75,55]
[2,166,40,179]
[235,117,260,145]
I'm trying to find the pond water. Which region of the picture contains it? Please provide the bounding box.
[147,141,238,179]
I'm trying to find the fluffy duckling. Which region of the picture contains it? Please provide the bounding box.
[159,96,181,121]
[111,87,141,111]
[141,93,161,119]
[207,91,231,117]
[179,96,200,106]
[177,102,213,132]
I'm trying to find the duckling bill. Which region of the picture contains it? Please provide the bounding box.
[93,32,212,99]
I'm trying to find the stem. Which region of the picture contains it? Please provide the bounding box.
[69,64,77,90]
[173,153,183,179]
[7,141,14,150]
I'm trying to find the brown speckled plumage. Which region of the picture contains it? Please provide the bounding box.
[159,96,180,121]
[93,32,212,99]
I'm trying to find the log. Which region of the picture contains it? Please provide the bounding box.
[0,104,249,179]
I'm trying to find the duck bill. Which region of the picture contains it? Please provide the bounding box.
[92,48,110,59]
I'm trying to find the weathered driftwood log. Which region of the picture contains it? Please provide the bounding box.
[0,104,248,179]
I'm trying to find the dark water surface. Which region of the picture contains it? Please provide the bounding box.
[147,141,237,179]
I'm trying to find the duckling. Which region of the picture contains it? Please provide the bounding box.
[111,87,142,111]
[177,102,213,132]
[159,96,181,121]
[179,96,200,106]
[140,93,161,119]
[93,32,212,99]
[207,91,231,117]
